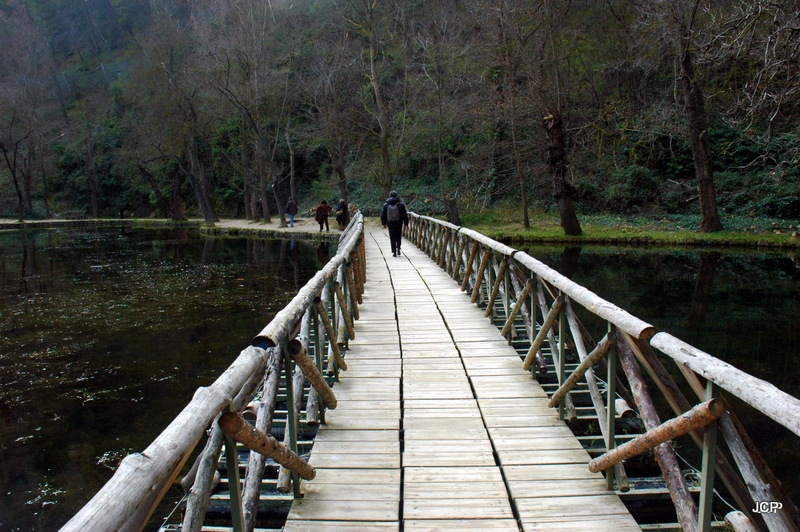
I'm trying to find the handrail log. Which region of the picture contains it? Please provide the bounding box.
[588,399,724,473]
[513,252,656,340]
[522,295,565,371]
[459,227,517,256]
[287,339,337,409]
[60,346,270,532]
[651,332,800,437]
[252,214,363,348]
[547,331,616,408]
[218,412,316,480]
[412,213,460,232]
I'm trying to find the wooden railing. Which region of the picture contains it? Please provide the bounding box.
[60,214,365,532]
[407,213,800,532]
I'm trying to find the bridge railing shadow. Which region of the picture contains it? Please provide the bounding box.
[406,212,800,532]
[61,214,366,532]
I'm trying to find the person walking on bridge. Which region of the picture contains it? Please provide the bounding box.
[380,191,409,257]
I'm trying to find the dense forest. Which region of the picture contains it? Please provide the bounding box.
[1,0,799,232]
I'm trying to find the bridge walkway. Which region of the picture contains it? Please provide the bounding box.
[283,227,640,532]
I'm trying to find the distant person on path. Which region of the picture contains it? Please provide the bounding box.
[335,199,349,231]
[315,200,331,232]
[380,191,409,257]
[285,197,298,227]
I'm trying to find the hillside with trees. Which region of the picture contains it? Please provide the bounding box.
[2,0,799,233]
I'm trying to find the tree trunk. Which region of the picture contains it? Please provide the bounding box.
[673,8,722,233]
[188,139,217,226]
[86,128,98,218]
[365,9,392,200]
[544,114,581,235]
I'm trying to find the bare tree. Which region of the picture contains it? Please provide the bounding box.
[670,0,722,232]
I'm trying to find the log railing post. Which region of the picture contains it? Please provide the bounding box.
[461,241,479,291]
[618,337,699,532]
[500,278,533,335]
[315,296,347,373]
[484,256,509,318]
[523,295,564,371]
[470,249,492,303]
[698,381,719,532]
[606,325,618,491]
[452,236,465,280]
[557,293,566,420]
[219,412,315,481]
[281,338,301,498]
[223,406,245,532]
[588,399,724,474]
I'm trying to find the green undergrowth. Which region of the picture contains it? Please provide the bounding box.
[459,210,800,249]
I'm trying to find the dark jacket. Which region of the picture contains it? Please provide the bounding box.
[380,196,409,226]
[285,198,298,215]
[335,201,349,223]
[315,202,331,222]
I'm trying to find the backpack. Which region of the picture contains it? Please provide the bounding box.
[386,203,401,222]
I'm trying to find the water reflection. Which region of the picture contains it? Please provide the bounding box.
[0,228,324,531]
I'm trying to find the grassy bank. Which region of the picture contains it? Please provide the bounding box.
[460,210,800,249]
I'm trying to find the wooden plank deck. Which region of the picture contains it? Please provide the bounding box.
[283,227,641,532]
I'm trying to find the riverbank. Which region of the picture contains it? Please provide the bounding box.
[460,210,800,249]
[0,217,346,241]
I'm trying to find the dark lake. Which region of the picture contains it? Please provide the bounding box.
[1,228,798,530]
[0,227,329,531]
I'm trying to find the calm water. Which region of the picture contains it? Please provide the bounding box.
[0,227,328,531]
[525,245,800,504]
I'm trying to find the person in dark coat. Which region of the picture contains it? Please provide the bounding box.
[285,197,298,227]
[315,200,332,232]
[380,191,409,256]
[334,199,349,231]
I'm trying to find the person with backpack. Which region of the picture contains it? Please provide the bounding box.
[380,191,409,257]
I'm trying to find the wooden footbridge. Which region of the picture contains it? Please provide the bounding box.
[61,213,800,532]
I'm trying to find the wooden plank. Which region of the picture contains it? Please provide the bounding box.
[287,499,398,521]
[514,494,633,518]
[403,499,514,520]
[520,516,641,532]
[497,449,591,466]
[300,483,400,501]
[314,429,399,442]
[310,441,399,454]
[284,521,398,532]
[405,520,518,531]
[303,468,400,485]
[492,437,584,451]
[504,464,604,481]
[404,466,504,483]
[404,481,509,499]
[402,452,496,467]
[508,478,610,498]
[309,453,400,469]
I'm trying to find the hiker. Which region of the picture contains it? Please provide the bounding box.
[380,191,409,256]
[285,197,298,227]
[315,200,332,232]
[334,199,349,231]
